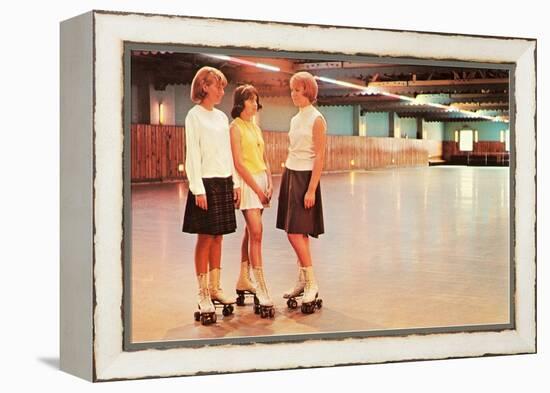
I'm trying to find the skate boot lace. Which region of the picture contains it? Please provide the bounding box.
[212,286,225,297]
[254,270,273,305]
[199,287,210,298]
[303,281,318,303]
[258,282,270,299]
[198,288,213,310]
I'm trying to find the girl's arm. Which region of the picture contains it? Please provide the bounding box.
[304,116,327,209]
[184,113,208,209]
[262,137,273,200]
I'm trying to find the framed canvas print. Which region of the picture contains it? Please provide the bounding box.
[60,10,537,381]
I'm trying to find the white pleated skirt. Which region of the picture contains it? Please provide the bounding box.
[239,171,270,210]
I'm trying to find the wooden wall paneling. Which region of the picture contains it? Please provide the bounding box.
[130,126,441,182]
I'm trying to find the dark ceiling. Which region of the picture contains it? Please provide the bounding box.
[131,51,509,123]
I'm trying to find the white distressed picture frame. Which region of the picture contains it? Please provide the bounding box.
[60,10,536,382]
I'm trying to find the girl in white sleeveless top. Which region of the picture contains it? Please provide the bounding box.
[276,72,327,314]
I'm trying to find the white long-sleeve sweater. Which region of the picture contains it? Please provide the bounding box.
[184,105,239,195]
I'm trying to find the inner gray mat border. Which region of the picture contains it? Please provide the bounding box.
[122,42,516,351]
[509,66,516,333]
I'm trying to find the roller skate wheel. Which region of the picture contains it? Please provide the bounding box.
[301,303,315,314]
[289,299,298,309]
[194,311,200,322]
[269,308,275,318]
[254,305,260,315]
[316,299,323,309]
[222,306,231,317]
[236,296,245,306]
[202,312,217,325]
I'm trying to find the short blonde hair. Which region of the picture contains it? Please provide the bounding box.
[190,66,228,103]
[290,71,318,104]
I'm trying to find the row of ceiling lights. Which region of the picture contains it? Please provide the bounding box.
[203,54,508,123]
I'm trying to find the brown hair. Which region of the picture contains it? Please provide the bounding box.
[290,71,319,104]
[231,84,263,119]
[190,66,228,103]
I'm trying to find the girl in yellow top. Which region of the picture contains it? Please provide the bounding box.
[230,85,275,318]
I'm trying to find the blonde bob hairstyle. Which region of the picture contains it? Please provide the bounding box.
[289,71,319,104]
[190,66,228,103]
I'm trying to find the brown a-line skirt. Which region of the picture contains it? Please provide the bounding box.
[276,168,324,238]
[182,176,237,235]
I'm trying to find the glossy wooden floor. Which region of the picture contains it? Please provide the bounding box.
[131,166,510,343]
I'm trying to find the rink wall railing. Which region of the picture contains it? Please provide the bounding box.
[131,124,442,182]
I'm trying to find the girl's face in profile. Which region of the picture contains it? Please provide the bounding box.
[241,94,258,117]
[290,81,310,107]
[203,78,225,105]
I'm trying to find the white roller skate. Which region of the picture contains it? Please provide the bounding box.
[284,261,306,310]
[301,266,323,314]
[252,267,275,318]
[193,273,216,325]
[209,268,235,317]
[235,260,258,307]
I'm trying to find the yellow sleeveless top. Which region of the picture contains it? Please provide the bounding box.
[232,117,267,174]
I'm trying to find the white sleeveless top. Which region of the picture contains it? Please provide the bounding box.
[285,105,324,171]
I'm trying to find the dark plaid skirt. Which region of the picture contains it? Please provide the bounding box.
[182,176,237,235]
[276,168,324,238]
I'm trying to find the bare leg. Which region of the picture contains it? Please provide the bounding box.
[195,234,216,323]
[236,215,256,295]
[287,233,312,267]
[243,209,264,268]
[207,235,234,305]
[241,226,250,263]
[195,234,214,274]
[243,209,273,314]
[208,235,223,270]
[287,234,319,313]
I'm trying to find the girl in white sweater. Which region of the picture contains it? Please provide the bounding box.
[182,66,241,325]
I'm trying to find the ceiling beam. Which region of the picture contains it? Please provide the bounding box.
[303,65,508,79]
[369,78,508,87]
[360,102,509,113]
[451,103,509,110]
[367,84,508,95]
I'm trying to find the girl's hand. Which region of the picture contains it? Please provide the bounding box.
[234,188,241,208]
[256,190,269,205]
[304,190,316,209]
[196,194,208,210]
[266,183,273,200]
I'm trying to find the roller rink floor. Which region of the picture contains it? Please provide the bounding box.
[130,166,510,343]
